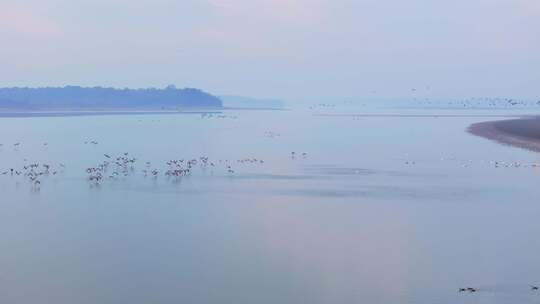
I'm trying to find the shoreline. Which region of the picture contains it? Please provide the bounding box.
[0,110,222,118]
[0,107,286,118]
[468,116,540,153]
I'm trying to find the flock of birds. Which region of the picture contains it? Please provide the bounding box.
[308,103,337,110]
[448,158,540,169]
[200,113,238,120]
[400,157,540,169]
[84,153,267,186]
[0,142,22,149]
[84,151,313,186]
[458,285,539,294]
[306,95,540,111]
[414,97,540,109]
[0,135,316,191]
[0,138,315,191]
[291,151,308,159]
[3,137,540,191]
[1,160,64,191]
[482,160,540,169]
[264,131,281,138]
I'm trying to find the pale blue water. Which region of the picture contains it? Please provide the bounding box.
[1,109,540,304]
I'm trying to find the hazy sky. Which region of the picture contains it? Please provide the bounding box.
[1,0,539,101]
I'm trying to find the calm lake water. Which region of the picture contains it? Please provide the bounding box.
[1,108,540,304]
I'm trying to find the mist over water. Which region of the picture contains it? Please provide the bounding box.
[1,108,540,304]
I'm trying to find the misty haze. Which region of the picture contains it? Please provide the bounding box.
[1,1,540,304]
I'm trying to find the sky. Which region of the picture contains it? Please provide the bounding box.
[0,0,539,101]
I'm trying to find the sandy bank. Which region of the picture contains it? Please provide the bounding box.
[468,117,540,153]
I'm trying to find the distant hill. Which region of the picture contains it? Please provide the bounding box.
[219,95,285,109]
[0,85,222,110]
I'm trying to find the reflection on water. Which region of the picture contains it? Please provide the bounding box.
[0,110,540,304]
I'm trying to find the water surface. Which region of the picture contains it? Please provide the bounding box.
[1,109,540,304]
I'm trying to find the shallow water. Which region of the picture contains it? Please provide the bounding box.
[1,109,540,304]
